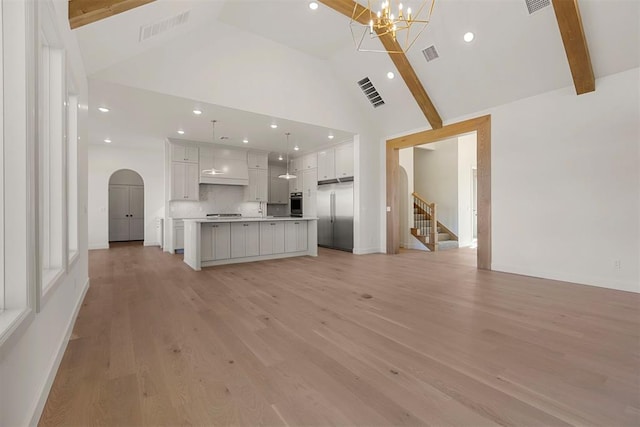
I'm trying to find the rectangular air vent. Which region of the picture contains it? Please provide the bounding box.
[139,10,190,42]
[422,45,439,62]
[357,77,385,108]
[525,0,550,14]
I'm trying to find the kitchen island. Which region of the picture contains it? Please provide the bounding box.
[183,217,317,270]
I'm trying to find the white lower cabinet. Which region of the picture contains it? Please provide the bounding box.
[259,222,285,255]
[231,222,260,258]
[285,221,308,253]
[201,223,231,261]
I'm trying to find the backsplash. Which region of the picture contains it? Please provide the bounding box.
[169,185,261,218]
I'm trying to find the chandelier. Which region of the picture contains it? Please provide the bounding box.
[350,0,436,54]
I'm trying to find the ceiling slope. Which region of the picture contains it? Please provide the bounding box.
[69,0,155,29]
[551,0,595,95]
[319,0,443,129]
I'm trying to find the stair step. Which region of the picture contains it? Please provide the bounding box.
[438,232,451,241]
[437,240,459,250]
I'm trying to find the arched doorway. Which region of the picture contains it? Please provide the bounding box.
[108,169,144,243]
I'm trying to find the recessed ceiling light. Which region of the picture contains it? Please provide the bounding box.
[294,145,299,151]
[193,109,202,115]
[278,154,283,161]
[387,71,395,79]
[270,123,278,129]
[328,134,334,139]
[177,130,185,135]
[242,138,249,144]
[309,1,319,10]
[464,32,474,43]
[104,138,112,143]
[98,107,110,113]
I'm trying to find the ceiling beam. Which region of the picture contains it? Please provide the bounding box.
[551,0,595,95]
[69,0,156,29]
[319,0,443,129]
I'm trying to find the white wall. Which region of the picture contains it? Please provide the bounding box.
[353,132,383,254]
[414,139,459,233]
[0,1,90,426]
[489,68,639,292]
[399,147,419,249]
[88,143,164,248]
[457,134,477,247]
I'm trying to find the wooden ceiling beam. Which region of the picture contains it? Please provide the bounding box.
[551,0,595,95]
[69,0,156,29]
[319,0,443,129]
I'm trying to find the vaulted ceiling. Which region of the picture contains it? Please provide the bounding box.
[72,0,639,149]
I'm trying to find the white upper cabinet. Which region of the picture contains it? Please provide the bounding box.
[171,143,199,163]
[247,151,268,169]
[171,162,199,201]
[302,153,317,170]
[335,142,354,178]
[317,148,335,181]
[289,157,302,173]
[246,168,268,202]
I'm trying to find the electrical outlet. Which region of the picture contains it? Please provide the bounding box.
[614,260,621,269]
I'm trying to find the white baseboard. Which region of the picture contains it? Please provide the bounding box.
[353,247,381,255]
[88,243,109,250]
[29,277,90,426]
[143,241,160,247]
[491,263,639,294]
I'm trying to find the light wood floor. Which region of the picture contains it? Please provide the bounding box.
[40,246,640,426]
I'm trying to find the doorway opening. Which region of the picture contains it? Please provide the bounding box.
[398,133,478,255]
[108,169,144,245]
[386,115,491,270]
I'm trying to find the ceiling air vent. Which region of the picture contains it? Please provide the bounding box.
[357,77,385,108]
[139,10,190,42]
[525,0,550,14]
[422,45,439,62]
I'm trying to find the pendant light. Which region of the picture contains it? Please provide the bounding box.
[278,132,296,180]
[201,120,224,175]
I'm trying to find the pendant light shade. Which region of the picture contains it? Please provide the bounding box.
[278,132,297,180]
[201,120,224,175]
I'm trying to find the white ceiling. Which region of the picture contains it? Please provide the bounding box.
[76,0,640,143]
[89,79,354,158]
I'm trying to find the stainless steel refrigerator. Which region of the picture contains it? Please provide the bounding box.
[317,178,354,252]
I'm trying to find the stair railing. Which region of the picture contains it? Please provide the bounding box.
[412,192,438,250]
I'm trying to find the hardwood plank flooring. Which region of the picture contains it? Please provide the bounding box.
[40,245,640,426]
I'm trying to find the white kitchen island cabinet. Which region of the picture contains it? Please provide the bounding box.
[285,221,308,253]
[260,222,285,255]
[231,222,260,258]
[201,223,230,261]
[183,217,318,271]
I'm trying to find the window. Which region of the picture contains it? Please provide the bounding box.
[0,0,37,343]
[38,31,66,294]
[0,0,4,314]
[67,94,78,261]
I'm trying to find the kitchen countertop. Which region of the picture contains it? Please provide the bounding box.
[182,217,317,223]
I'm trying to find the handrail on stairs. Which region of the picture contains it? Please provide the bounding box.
[411,192,438,250]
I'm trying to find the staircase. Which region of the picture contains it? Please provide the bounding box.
[410,192,458,251]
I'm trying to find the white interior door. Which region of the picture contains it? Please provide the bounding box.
[129,185,145,241]
[109,185,130,241]
[109,184,145,242]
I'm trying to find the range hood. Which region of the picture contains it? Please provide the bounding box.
[199,147,248,186]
